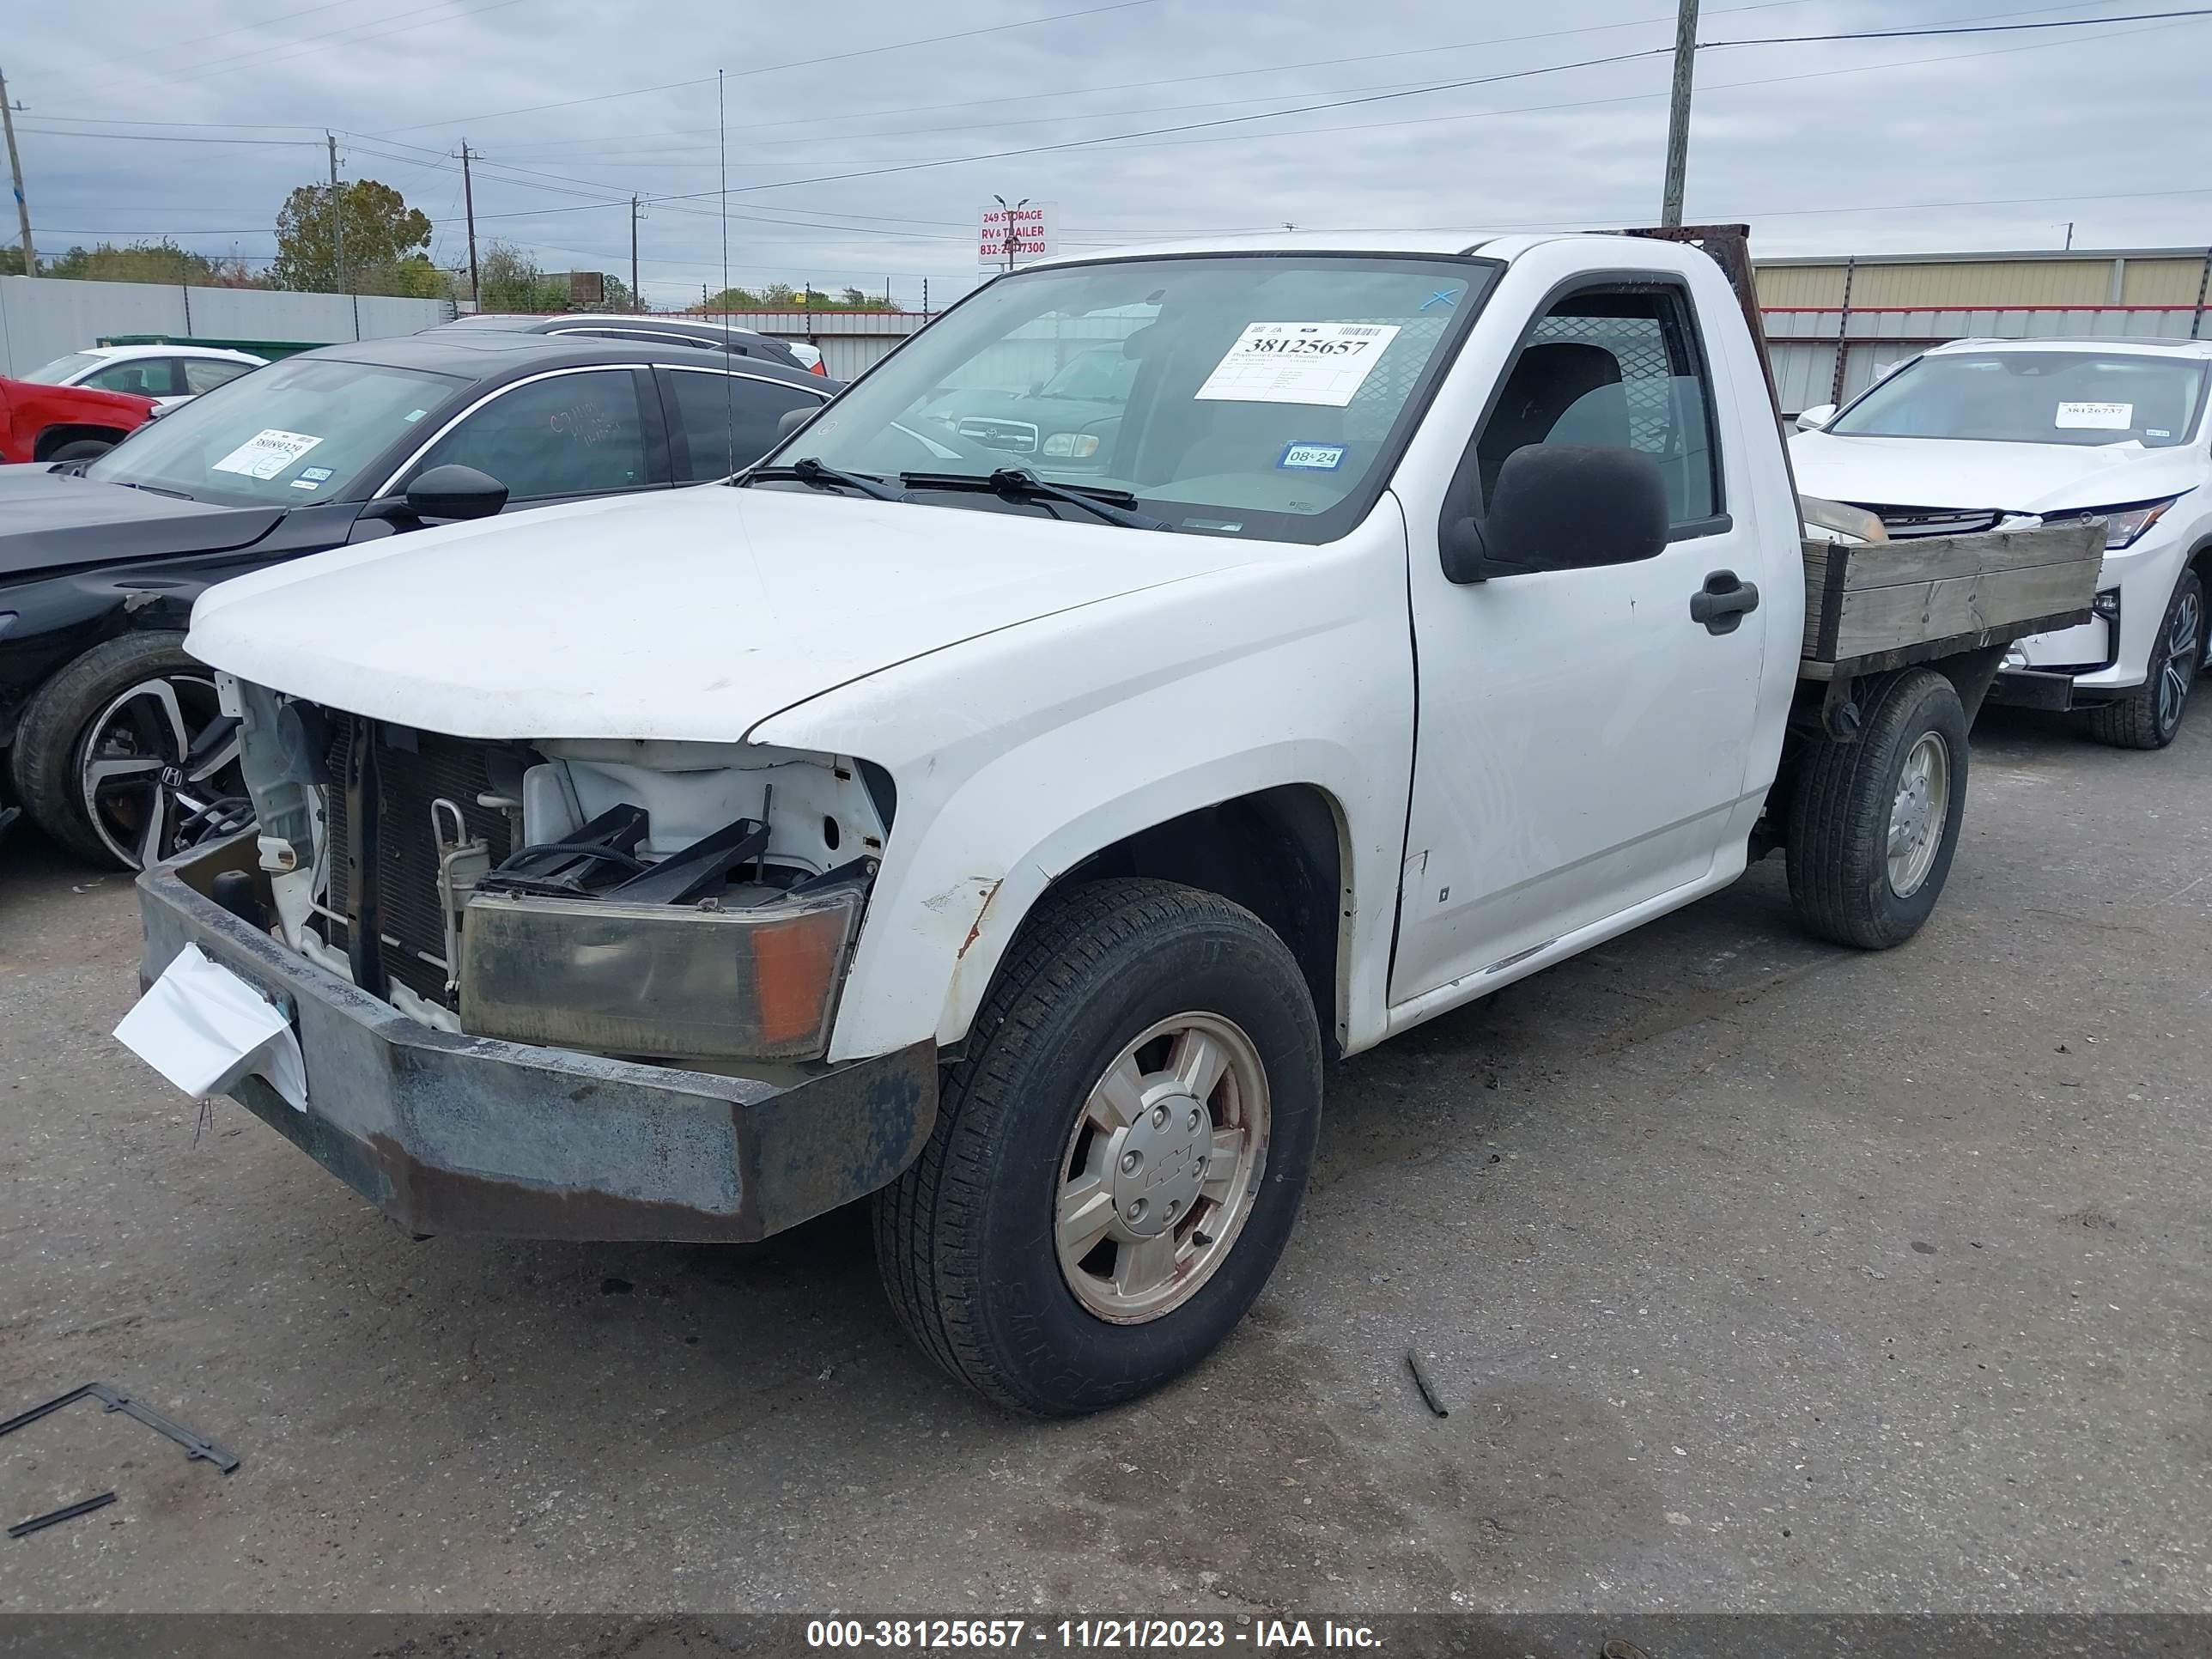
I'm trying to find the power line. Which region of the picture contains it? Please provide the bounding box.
[1707,5,2212,46]
[373,0,1163,135]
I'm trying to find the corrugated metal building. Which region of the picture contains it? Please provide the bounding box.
[1754,247,2212,416]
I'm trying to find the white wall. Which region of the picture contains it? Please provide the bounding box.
[0,276,455,376]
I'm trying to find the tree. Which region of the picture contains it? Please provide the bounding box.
[476,240,563,311]
[270,179,431,295]
[40,240,262,287]
[0,246,24,276]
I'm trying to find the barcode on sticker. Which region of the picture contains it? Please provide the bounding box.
[1340,326,1385,337]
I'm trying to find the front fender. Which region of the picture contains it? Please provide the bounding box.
[750,505,1417,1062]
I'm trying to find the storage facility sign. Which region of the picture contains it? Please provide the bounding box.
[979,202,1056,270]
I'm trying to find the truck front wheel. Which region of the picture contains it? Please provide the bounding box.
[1787,667,1970,950]
[873,877,1323,1416]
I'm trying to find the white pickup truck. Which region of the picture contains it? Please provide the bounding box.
[123,227,2099,1415]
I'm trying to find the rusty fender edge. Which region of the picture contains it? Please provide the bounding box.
[135,833,938,1244]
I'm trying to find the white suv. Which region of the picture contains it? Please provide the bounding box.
[1791,337,2212,748]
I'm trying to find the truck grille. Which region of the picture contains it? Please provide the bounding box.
[954,416,1039,453]
[1850,503,2004,538]
[323,717,514,1006]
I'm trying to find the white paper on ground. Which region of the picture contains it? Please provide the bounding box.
[1194,321,1403,407]
[113,943,308,1111]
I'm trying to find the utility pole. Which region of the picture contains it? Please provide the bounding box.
[2,64,35,276]
[1660,0,1698,228]
[327,132,347,295]
[459,140,480,306]
[994,192,1028,275]
[630,195,641,312]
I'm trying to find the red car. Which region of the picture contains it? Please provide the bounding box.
[1,344,266,465]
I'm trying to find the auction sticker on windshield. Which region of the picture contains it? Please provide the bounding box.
[2054,401,2132,430]
[1196,322,1403,407]
[212,428,325,479]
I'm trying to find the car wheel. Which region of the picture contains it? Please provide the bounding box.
[1787,667,1970,950]
[44,439,114,463]
[873,877,1323,1416]
[9,633,250,870]
[2087,571,2202,750]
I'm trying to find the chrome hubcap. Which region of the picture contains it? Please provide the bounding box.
[78,674,248,869]
[1886,731,1951,899]
[2158,589,2200,735]
[1054,1012,1269,1324]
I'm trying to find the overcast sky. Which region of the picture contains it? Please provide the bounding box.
[7,0,2209,309]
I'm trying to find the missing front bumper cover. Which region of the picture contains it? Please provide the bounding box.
[135,832,936,1243]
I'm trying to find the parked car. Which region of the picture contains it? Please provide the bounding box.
[1791,337,2212,749]
[0,344,268,465]
[122,230,2094,1415]
[0,330,835,869]
[923,343,1136,466]
[428,313,826,374]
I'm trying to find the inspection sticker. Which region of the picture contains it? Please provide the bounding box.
[1195,322,1402,407]
[300,465,334,483]
[211,428,324,479]
[1279,441,1347,471]
[2054,400,2131,430]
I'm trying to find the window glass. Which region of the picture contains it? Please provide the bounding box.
[786,255,1486,544]
[21,351,102,385]
[1828,350,2208,447]
[82,357,186,397]
[666,368,823,482]
[84,356,461,507]
[182,358,256,394]
[412,369,649,499]
[1474,289,1720,526]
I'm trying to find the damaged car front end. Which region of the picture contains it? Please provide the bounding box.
[131,676,934,1243]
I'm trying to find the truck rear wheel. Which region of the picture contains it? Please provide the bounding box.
[1787,667,1969,950]
[872,877,1322,1416]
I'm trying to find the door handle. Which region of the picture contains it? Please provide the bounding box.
[1690,569,1760,635]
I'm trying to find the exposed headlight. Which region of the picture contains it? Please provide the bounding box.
[458,878,864,1061]
[2084,498,2179,550]
[1040,431,1100,459]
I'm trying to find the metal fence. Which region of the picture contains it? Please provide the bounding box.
[0,276,456,378]
[1762,303,2209,416]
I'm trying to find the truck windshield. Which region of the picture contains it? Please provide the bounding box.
[775,254,1492,543]
[83,356,464,507]
[1830,350,2209,448]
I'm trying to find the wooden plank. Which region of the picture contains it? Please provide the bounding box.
[1798,520,2104,665]
[1821,520,2104,588]
[1827,560,2096,661]
[1797,609,2094,681]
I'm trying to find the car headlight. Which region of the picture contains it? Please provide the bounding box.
[457,878,865,1062]
[2082,498,2179,550]
[1040,432,1101,459]
[2091,587,2121,622]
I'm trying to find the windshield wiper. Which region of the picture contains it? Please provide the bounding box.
[741,457,903,502]
[900,467,1174,532]
[104,478,194,499]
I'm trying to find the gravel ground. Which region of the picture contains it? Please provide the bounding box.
[1,707,2207,1617]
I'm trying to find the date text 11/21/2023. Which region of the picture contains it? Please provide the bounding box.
[804,1621,1382,1650]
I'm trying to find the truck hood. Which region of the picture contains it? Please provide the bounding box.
[1789,429,2203,515]
[0,463,285,584]
[187,483,1267,742]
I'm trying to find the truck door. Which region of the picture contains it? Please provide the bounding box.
[1389,270,1771,1008]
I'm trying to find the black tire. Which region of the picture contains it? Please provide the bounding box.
[1787,667,1970,951]
[2086,570,2202,750]
[44,439,114,463]
[873,877,1323,1416]
[9,632,210,868]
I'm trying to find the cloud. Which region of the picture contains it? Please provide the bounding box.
[9,0,2208,308]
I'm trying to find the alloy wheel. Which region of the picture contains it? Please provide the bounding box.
[76,674,248,869]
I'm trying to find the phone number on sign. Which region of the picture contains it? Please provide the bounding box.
[806,1620,1233,1650]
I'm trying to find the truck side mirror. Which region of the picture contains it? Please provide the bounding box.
[404,464,509,521]
[1440,445,1669,583]
[1795,403,1838,432]
[776,405,817,442]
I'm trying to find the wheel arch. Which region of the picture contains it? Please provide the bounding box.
[33,422,132,461]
